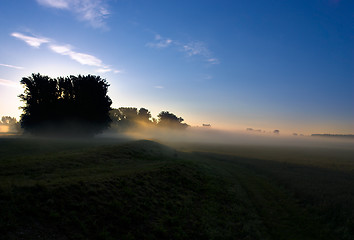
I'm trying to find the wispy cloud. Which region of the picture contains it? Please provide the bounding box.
[0,79,19,88]
[11,32,120,73]
[147,34,173,48]
[206,58,220,65]
[96,68,121,74]
[0,63,24,70]
[183,41,219,64]
[11,32,49,48]
[49,44,102,67]
[147,33,219,64]
[36,0,110,29]
[154,85,164,89]
[36,0,69,9]
[96,67,113,73]
[183,41,209,57]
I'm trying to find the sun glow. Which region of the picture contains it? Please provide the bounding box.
[0,125,9,133]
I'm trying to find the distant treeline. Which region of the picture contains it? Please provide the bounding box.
[2,73,188,136]
[0,116,21,133]
[110,107,189,132]
[311,134,354,138]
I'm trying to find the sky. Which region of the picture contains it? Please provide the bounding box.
[0,0,353,135]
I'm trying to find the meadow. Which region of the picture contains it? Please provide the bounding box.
[0,135,353,239]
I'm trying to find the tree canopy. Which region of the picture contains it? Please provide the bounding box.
[109,108,189,131]
[157,111,189,129]
[19,73,112,136]
[0,116,20,133]
[109,107,154,131]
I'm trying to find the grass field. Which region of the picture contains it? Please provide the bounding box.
[0,136,353,239]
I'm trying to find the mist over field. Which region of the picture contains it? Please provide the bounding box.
[1,127,354,239]
[102,125,354,150]
[1,119,354,239]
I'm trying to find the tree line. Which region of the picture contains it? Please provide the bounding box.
[0,116,21,133]
[19,73,112,136]
[110,108,188,132]
[14,73,188,136]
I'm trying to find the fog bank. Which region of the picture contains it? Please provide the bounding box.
[101,126,354,150]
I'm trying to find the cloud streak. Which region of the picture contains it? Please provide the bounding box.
[206,58,220,65]
[11,32,119,73]
[147,33,219,64]
[182,41,219,64]
[36,0,110,29]
[49,44,103,67]
[0,79,19,88]
[0,63,24,70]
[183,41,209,57]
[96,68,113,73]
[11,32,49,48]
[36,0,68,9]
[147,34,173,48]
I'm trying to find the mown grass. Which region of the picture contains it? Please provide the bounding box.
[0,136,353,239]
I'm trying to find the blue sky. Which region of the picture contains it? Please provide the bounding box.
[0,0,353,134]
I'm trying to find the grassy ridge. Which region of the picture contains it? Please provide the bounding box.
[0,138,257,239]
[0,137,353,239]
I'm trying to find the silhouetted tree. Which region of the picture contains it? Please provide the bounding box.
[157,111,189,129]
[0,116,20,132]
[109,108,188,131]
[110,108,123,125]
[151,117,158,125]
[119,107,138,120]
[1,116,17,126]
[116,107,138,130]
[110,107,154,131]
[19,73,112,136]
[273,129,280,134]
[138,108,151,123]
